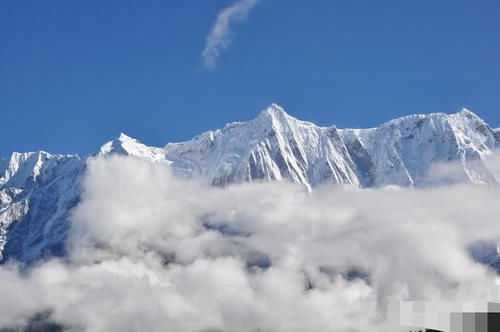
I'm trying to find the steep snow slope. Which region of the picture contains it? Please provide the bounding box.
[0,104,499,263]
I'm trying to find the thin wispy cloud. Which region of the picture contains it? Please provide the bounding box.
[201,0,260,69]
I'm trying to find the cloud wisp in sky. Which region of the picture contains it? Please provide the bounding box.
[201,0,260,69]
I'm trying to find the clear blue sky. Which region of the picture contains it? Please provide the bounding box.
[1,0,499,157]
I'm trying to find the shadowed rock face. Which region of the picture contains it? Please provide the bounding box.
[0,311,64,332]
[1,105,499,264]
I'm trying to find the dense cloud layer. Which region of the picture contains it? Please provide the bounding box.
[1,155,500,331]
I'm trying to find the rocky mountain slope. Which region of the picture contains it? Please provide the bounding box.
[1,104,499,262]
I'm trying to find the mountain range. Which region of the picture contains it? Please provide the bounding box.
[1,104,499,263]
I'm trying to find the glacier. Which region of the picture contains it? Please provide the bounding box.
[0,104,499,263]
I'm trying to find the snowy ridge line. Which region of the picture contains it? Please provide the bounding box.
[0,104,499,262]
[163,104,499,188]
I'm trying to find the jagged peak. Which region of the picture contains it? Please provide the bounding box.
[255,103,291,123]
[116,132,141,144]
[377,111,447,130]
[98,133,168,162]
[254,103,318,131]
[2,151,79,164]
[99,132,143,156]
[264,103,287,116]
[0,150,80,189]
[373,108,489,132]
[6,151,50,160]
[459,107,476,116]
[455,107,486,123]
[215,104,290,132]
[1,151,60,173]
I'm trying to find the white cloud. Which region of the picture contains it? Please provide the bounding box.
[201,0,260,69]
[1,155,500,331]
[426,154,500,185]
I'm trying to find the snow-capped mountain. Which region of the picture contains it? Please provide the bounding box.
[164,104,499,188]
[164,106,359,190]
[0,152,83,262]
[0,104,499,263]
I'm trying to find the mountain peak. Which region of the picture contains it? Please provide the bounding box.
[457,108,484,122]
[98,133,168,163]
[459,107,474,115]
[254,104,304,128]
[99,133,143,156]
[265,103,286,114]
[450,108,492,132]
[117,132,135,142]
[258,103,289,119]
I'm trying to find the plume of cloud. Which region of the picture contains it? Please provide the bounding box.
[201,0,260,69]
[1,155,500,331]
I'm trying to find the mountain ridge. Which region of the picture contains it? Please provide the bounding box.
[0,104,499,263]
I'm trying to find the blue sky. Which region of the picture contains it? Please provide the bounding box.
[1,0,499,157]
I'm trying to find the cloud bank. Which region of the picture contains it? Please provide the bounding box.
[1,155,500,331]
[201,0,260,69]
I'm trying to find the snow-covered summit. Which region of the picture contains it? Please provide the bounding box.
[339,108,500,186]
[165,104,358,189]
[254,103,307,125]
[98,133,169,163]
